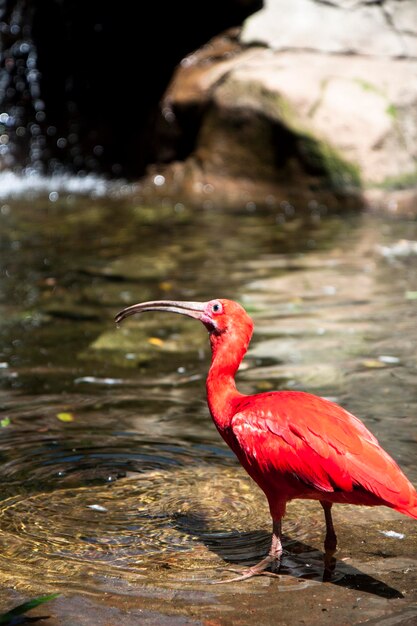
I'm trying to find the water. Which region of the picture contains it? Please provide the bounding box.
[0,183,416,624]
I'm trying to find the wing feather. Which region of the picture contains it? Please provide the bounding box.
[231,391,416,508]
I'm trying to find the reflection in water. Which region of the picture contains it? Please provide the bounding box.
[0,191,416,617]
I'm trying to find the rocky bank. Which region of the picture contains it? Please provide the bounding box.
[139,0,417,213]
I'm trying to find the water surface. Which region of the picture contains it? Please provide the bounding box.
[0,188,416,624]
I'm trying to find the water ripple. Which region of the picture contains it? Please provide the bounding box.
[0,458,331,594]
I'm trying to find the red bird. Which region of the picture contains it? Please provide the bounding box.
[115,298,417,582]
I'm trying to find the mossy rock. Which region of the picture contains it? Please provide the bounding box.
[209,75,361,192]
[82,322,207,368]
[376,169,417,191]
[97,249,180,281]
[297,134,361,190]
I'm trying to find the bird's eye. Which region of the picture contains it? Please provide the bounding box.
[212,302,222,314]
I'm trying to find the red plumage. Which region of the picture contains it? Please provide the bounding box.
[229,391,417,518]
[115,297,417,582]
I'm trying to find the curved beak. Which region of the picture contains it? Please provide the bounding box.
[115,300,208,325]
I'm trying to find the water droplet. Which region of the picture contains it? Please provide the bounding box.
[153,174,165,187]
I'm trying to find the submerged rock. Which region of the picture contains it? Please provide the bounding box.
[84,321,207,368]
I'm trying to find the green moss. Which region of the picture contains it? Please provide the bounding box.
[353,78,382,95]
[259,87,361,190]
[296,133,361,190]
[353,79,397,120]
[375,169,417,190]
[385,103,398,119]
[216,76,362,191]
[264,89,297,129]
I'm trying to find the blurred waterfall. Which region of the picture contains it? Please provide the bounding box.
[0,0,46,174]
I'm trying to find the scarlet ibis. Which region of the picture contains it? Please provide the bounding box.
[115,298,417,582]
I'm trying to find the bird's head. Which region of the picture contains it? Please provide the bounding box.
[115,298,254,354]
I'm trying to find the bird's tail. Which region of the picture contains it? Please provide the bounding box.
[395,503,417,520]
[392,490,417,520]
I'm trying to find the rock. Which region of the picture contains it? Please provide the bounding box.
[240,357,347,392]
[239,1,417,186]
[139,2,417,212]
[96,250,179,281]
[364,188,417,217]
[376,239,417,259]
[83,320,207,368]
[140,38,362,211]
[241,0,417,57]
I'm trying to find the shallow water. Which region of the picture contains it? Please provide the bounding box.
[0,188,416,624]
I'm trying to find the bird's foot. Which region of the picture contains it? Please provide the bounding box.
[211,554,281,584]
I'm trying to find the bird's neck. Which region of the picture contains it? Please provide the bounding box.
[205,331,248,432]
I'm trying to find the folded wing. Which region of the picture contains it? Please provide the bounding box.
[231,391,417,517]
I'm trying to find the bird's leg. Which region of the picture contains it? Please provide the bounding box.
[320,501,337,580]
[212,519,282,584]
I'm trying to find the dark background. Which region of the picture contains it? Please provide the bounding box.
[0,0,262,177]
